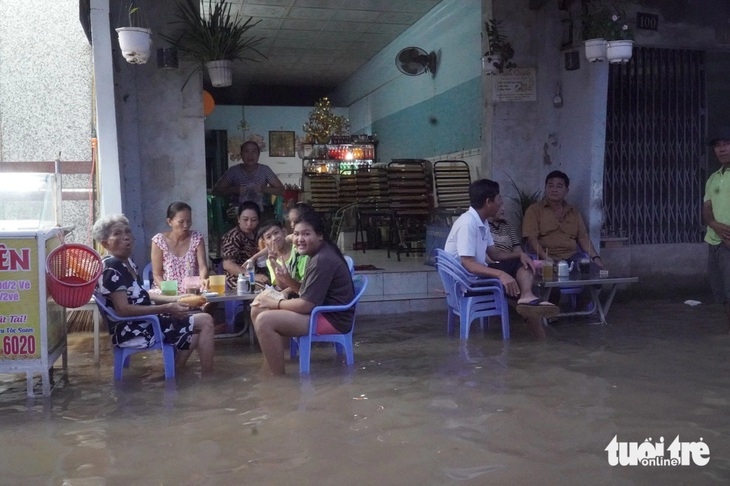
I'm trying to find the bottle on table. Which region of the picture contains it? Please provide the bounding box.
[246,260,256,293]
[237,273,246,295]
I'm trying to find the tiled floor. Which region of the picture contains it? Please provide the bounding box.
[346,248,435,273]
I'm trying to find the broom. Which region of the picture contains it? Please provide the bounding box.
[66,308,102,333]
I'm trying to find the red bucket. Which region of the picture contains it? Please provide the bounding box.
[46,244,103,308]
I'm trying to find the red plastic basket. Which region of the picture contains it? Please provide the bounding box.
[46,244,103,308]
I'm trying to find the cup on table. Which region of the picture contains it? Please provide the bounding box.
[542,261,554,280]
[209,275,226,295]
[579,258,591,275]
[160,280,178,296]
[183,276,201,295]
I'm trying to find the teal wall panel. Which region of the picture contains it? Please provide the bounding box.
[372,77,480,162]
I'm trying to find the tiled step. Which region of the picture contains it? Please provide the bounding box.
[356,268,447,315]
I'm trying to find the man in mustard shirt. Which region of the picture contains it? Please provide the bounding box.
[703,127,730,333]
[523,170,604,268]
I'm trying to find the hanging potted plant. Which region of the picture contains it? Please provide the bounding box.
[482,19,516,75]
[604,6,634,64]
[116,1,152,64]
[580,2,611,62]
[161,0,267,88]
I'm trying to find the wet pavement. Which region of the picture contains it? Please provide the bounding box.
[0,296,729,484]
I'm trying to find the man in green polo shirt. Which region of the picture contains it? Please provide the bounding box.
[703,127,730,333]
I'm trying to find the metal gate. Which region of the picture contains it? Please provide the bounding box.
[603,47,706,244]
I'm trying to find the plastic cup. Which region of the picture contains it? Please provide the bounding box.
[160,280,178,296]
[542,261,554,280]
[183,276,201,294]
[209,275,226,294]
[579,258,591,275]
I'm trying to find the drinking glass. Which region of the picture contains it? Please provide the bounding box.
[579,258,591,275]
[542,261,554,280]
[160,280,178,296]
[209,275,226,294]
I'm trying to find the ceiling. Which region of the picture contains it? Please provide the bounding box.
[210,0,443,104]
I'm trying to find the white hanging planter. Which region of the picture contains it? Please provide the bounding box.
[481,54,501,75]
[606,40,634,64]
[584,38,607,62]
[116,27,152,64]
[205,60,233,87]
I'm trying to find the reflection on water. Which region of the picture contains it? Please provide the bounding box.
[0,300,729,484]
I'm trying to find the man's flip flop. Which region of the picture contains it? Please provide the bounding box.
[516,299,560,318]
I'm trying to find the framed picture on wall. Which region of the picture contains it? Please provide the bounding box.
[269,131,296,157]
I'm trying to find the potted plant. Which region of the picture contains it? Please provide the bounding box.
[604,6,634,64]
[116,1,152,64]
[161,0,266,88]
[582,2,634,63]
[580,2,611,62]
[303,97,349,144]
[506,174,542,221]
[482,19,516,75]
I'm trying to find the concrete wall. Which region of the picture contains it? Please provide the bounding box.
[479,0,730,293]
[109,0,208,266]
[331,0,482,163]
[0,0,93,244]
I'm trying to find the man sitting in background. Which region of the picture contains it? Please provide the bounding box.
[444,179,558,339]
[522,170,604,269]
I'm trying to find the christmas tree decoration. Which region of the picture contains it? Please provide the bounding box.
[303,97,349,144]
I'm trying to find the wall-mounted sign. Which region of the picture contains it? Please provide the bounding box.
[564,50,580,71]
[636,12,658,31]
[493,68,536,102]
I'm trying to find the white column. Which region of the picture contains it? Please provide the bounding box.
[90,0,122,215]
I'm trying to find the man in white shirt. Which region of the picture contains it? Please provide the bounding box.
[444,179,558,338]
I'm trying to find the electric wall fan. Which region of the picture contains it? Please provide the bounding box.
[395,47,437,76]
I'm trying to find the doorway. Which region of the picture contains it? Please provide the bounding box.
[603,47,706,245]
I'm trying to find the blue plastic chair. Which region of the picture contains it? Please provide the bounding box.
[143,262,153,290]
[344,255,355,276]
[92,291,175,380]
[435,249,510,340]
[290,274,368,374]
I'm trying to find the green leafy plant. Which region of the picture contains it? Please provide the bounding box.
[605,6,633,40]
[121,1,146,28]
[161,0,267,63]
[483,19,516,73]
[506,174,542,220]
[582,2,633,41]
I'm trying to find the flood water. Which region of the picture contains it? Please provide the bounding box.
[0,298,729,485]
